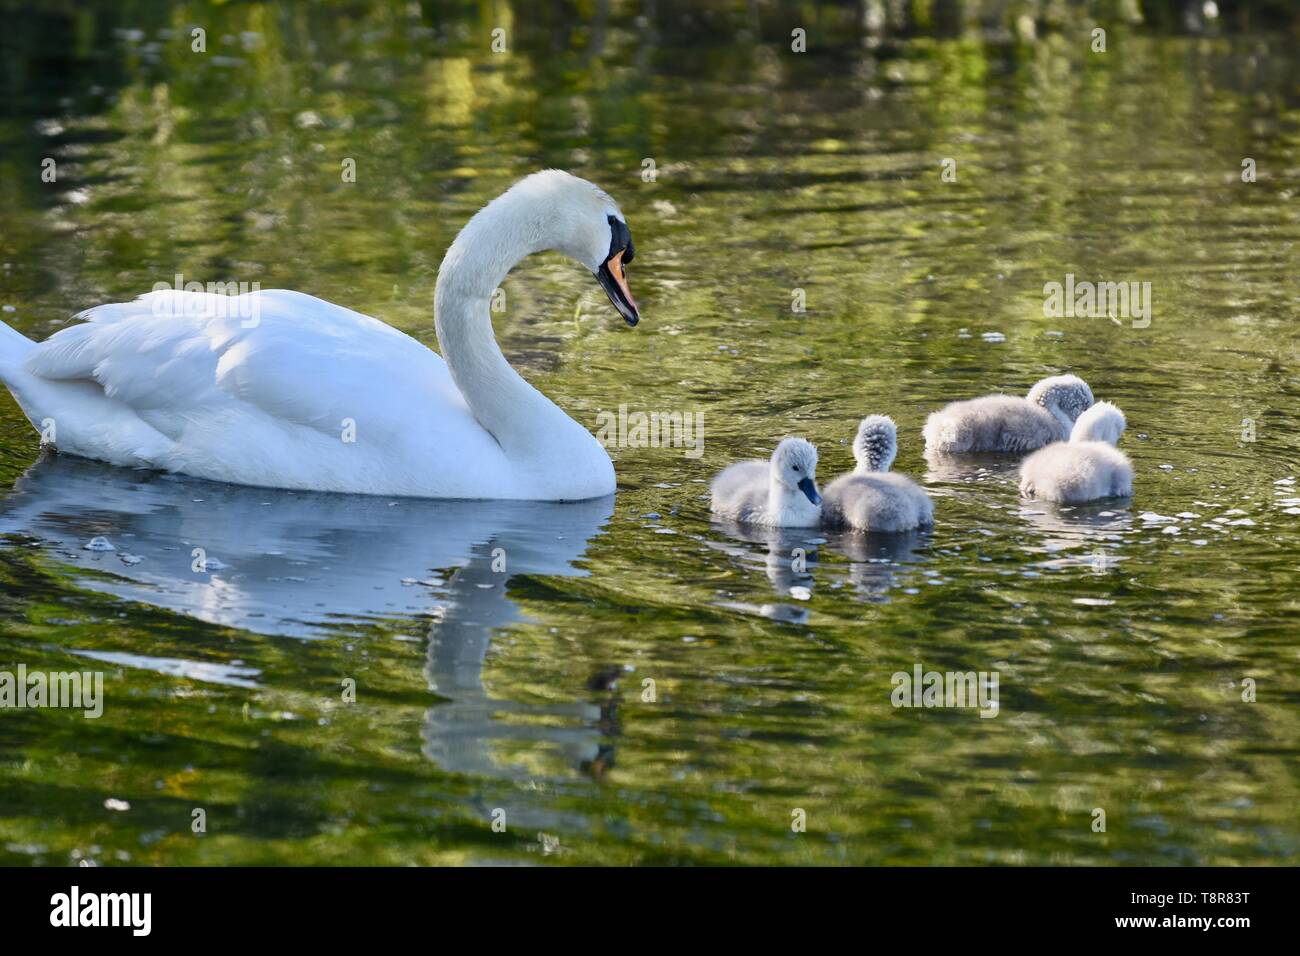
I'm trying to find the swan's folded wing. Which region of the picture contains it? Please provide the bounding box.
[24,298,228,430]
[26,289,476,447]
[206,290,471,444]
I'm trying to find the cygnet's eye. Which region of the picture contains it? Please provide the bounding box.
[793,465,802,473]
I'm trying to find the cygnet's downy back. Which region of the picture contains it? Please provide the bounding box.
[823,416,933,533]
[924,374,1095,454]
[1019,399,1133,503]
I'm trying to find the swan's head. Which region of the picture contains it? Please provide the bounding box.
[852,414,898,473]
[1070,400,1126,445]
[771,437,821,505]
[511,169,640,326]
[1027,374,1094,425]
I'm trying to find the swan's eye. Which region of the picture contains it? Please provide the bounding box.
[793,466,801,473]
[607,214,633,265]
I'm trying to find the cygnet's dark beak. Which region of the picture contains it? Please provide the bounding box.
[797,477,821,505]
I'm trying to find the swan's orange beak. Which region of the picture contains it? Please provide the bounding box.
[596,248,639,326]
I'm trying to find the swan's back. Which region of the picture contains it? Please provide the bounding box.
[923,394,1063,454]
[822,472,933,533]
[710,460,770,523]
[1019,442,1133,502]
[24,289,457,432]
[8,289,519,496]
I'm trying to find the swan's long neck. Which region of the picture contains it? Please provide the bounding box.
[434,190,576,457]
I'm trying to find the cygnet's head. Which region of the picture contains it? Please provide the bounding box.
[1070,400,1126,445]
[852,415,898,473]
[771,437,821,505]
[502,170,639,326]
[1027,374,1094,424]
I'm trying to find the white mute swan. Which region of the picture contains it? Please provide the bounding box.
[1018,401,1133,502]
[0,170,639,501]
[821,415,934,532]
[710,437,822,528]
[923,374,1094,454]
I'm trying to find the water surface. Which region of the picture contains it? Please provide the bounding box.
[1,2,1298,865]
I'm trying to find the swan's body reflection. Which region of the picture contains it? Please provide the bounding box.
[0,454,614,779]
[827,529,932,601]
[709,518,931,615]
[709,520,820,622]
[1015,499,1133,570]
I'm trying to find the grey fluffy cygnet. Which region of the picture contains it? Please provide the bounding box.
[821,416,934,533]
[923,374,1095,454]
[710,437,822,528]
[1018,401,1133,503]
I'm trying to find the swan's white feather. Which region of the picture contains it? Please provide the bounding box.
[1018,442,1133,502]
[6,289,521,497]
[923,394,1063,453]
[709,461,771,523]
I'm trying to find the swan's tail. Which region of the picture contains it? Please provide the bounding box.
[0,318,35,377]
